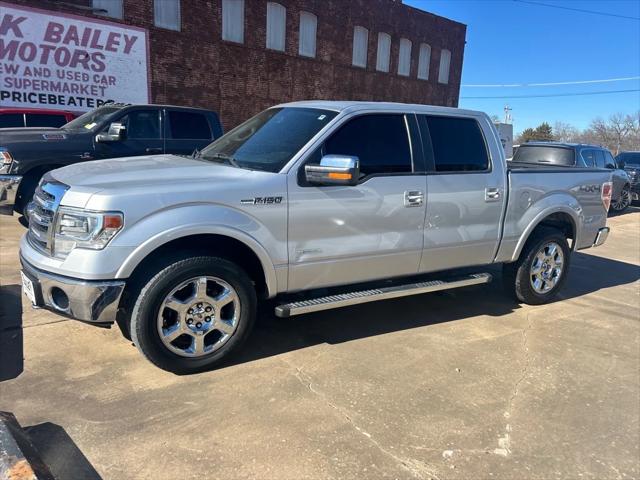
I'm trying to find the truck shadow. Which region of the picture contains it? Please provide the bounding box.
[231,251,639,368]
[0,284,24,381]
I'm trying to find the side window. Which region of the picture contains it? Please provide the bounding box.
[603,150,616,169]
[594,150,606,168]
[0,114,25,128]
[119,110,161,139]
[324,114,412,177]
[580,149,596,167]
[421,115,489,172]
[168,111,212,139]
[25,114,67,128]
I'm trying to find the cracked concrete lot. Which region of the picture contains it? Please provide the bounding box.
[1,210,639,480]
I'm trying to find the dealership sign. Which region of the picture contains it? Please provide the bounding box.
[0,2,149,111]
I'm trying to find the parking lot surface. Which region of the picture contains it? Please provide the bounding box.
[1,210,639,480]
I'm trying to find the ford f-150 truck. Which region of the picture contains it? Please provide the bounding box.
[18,101,613,373]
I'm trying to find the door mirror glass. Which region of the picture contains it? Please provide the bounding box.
[305,154,360,186]
[96,122,126,142]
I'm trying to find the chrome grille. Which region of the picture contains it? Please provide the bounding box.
[27,179,69,256]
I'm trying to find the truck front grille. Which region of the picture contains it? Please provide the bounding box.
[27,179,69,256]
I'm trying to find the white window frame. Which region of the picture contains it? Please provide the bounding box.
[352,26,368,68]
[398,38,412,76]
[266,2,286,51]
[222,0,245,43]
[93,0,123,19]
[154,0,181,31]
[438,49,451,84]
[299,11,317,57]
[376,32,391,72]
[417,43,431,80]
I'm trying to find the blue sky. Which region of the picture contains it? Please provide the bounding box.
[405,0,640,134]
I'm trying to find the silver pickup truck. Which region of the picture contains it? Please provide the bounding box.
[18,101,613,373]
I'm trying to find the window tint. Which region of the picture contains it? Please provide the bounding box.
[603,150,616,169]
[119,110,161,139]
[422,116,489,172]
[594,150,606,168]
[514,145,575,166]
[324,114,412,176]
[25,113,67,128]
[168,111,211,139]
[0,113,25,128]
[580,149,596,167]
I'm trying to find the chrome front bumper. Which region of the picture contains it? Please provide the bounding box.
[20,256,125,324]
[0,174,22,215]
[593,227,610,247]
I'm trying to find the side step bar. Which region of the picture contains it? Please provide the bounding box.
[275,272,492,318]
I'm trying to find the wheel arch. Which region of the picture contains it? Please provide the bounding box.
[511,208,578,262]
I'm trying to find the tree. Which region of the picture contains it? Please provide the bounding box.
[516,122,554,143]
[553,121,579,143]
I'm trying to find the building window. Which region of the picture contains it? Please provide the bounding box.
[417,43,431,80]
[299,11,317,57]
[93,0,122,19]
[398,38,411,76]
[352,26,368,68]
[438,49,451,84]
[154,0,181,31]
[266,2,286,51]
[222,0,244,43]
[376,32,391,72]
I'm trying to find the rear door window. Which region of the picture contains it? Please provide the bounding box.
[419,115,489,172]
[0,113,25,128]
[25,113,68,128]
[168,111,212,139]
[324,114,412,177]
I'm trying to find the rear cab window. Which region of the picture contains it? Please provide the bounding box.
[25,113,68,128]
[0,113,25,128]
[167,111,212,140]
[513,145,576,166]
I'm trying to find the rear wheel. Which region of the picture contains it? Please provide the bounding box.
[610,185,631,213]
[503,227,570,305]
[130,256,257,374]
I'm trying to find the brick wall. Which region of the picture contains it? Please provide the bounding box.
[6,0,466,129]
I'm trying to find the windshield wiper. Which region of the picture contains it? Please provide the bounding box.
[200,152,241,168]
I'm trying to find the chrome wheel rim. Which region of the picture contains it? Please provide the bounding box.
[611,188,631,211]
[530,242,564,294]
[157,276,240,358]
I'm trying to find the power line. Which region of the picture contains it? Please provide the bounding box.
[461,89,640,99]
[512,0,640,21]
[463,76,640,88]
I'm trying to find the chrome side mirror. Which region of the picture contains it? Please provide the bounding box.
[95,122,126,143]
[305,155,360,186]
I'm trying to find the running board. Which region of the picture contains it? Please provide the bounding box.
[275,273,492,318]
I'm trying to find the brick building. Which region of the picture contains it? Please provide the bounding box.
[4,0,466,129]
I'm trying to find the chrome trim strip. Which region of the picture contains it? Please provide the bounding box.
[275,273,492,317]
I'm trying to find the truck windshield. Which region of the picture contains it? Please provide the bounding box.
[199,107,338,172]
[63,106,123,131]
[512,145,575,166]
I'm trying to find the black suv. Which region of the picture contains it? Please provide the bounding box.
[0,104,223,215]
[512,142,632,213]
[615,151,640,204]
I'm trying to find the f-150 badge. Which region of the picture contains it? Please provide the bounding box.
[241,196,283,205]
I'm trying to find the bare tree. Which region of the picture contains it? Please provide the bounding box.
[553,121,579,142]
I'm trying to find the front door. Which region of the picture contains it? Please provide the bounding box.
[95,108,164,159]
[287,113,427,291]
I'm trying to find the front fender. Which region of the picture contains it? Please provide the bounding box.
[111,204,282,297]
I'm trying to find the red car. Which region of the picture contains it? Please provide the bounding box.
[0,108,78,129]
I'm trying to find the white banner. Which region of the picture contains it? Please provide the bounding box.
[0,2,149,111]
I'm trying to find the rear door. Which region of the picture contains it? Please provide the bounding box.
[417,114,506,272]
[164,110,215,155]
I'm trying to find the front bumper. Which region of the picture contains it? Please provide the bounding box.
[593,227,610,247]
[0,174,22,215]
[20,255,125,324]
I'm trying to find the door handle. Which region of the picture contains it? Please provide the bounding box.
[145,148,163,154]
[404,191,424,207]
[485,187,501,201]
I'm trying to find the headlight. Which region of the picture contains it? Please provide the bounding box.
[53,207,124,258]
[0,148,13,174]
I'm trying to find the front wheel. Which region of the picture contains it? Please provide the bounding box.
[130,256,257,374]
[609,185,631,214]
[503,227,570,305]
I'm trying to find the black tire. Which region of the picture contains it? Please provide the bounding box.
[609,184,631,214]
[14,171,42,215]
[130,255,257,374]
[502,227,570,305]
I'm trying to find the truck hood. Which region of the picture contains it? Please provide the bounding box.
[0,127,64,144]
[50,154,252,191]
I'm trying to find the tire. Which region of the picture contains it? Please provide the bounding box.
[130,255,257,374]
[14,171,42,215]
[609,185,631,214]
[502,227,570,305]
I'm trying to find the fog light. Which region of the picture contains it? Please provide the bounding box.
[50,287,69,310]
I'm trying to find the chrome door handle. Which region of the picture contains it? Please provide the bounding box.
[485,187,501,201]
[404,191,424,207]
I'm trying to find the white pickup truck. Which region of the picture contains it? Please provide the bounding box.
[18,102,613,373]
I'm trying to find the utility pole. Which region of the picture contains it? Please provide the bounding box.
[504,104,512,124]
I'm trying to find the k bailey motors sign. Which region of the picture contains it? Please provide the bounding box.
[0,2,149,111]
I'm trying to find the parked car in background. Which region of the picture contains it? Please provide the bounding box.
[615,151,640,203]
[0,104,223,215]
[18,101,613,373]
[512,142,631,213]
[0,107,77,129]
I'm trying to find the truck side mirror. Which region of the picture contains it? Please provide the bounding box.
[305,155,360,186]
[95,122,126,143]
